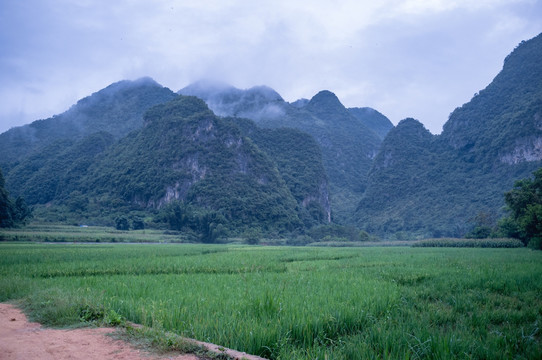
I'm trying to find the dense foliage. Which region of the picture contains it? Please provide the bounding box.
[0,168,31,228]
[229,117,331,226]
[2,86,334,237]
[84,95,302,234]
[6,132,115,204]
[347,107,393,140]
[501,168,542,248]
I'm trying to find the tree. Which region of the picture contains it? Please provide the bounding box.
[465,211,498,239]
[243,228,261,245]
[66,191,88,212]
[13,197,32,224]
[115,216,130,231]
[131,217,145,230]
[502,168,542,248]
[0,168,32,228]
[0,169,14,228]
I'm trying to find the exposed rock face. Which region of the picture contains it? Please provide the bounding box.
[500,136,542,164]
[301,180,332,222]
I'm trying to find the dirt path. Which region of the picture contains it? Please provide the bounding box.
[0,303,262,360]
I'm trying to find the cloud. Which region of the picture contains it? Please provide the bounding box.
[0,0,541,134]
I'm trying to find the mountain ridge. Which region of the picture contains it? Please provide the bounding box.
[355,32,542,237]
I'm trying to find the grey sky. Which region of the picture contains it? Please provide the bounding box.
[1,0,541,134]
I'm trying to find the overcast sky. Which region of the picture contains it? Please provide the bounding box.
[1,0,541,134]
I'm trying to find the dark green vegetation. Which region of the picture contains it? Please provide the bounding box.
[0,168,31,228]
[180,83,393,222]
[356,33,542,238]
[348,107,394,140]
[2,93,331,237]
[1,243,540,359]
[7,132,115,205]
[229,117,331,226]
[501,168,542,249]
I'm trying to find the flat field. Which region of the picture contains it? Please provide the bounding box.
[0,243,540,359]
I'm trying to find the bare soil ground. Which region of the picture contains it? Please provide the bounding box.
[0,303,265,360]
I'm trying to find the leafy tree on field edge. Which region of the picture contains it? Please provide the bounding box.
[501,167,542,249]
[0,168,32,228]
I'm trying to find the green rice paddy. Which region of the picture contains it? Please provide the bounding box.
[0,242,540,359]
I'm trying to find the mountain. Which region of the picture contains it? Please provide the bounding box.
[355,33,542,238]
[84,95,302,231]
[2,79,331,233]
[0,77,176,171]
[441,35,542,165]
[5,33,540,238]
[180,83,392,222]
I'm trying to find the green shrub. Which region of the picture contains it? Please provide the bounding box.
[528,237,542,250]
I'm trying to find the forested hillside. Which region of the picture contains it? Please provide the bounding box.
[348,107,393,140]
[180,84,392,222]
[0,168,31,228]
[2,92,331,236]
[355,33,542,238]
[6,132,115,205]
[227,117,331,227]
[84,95,302,232]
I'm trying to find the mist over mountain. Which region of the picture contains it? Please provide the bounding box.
[180,80,286,121]
[355,33,542,238]
[0,77,176,171]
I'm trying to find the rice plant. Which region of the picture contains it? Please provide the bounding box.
[1,243,540,359]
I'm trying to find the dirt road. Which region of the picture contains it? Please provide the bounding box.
[0,303,199,360]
